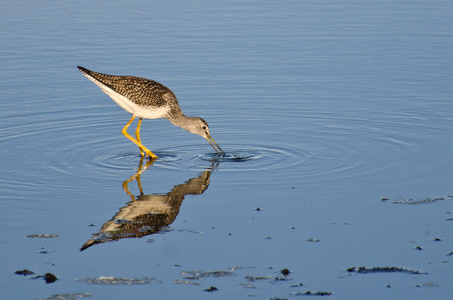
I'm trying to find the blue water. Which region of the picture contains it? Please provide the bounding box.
[1,1,453,299]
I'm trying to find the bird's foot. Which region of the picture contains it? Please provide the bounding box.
[145,150,158,160]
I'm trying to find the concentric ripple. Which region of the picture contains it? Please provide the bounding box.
[90,143,308,172]
[0,103,441,188]
[164,144,308,171]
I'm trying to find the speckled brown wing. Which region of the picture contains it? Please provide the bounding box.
[77,66,177,108]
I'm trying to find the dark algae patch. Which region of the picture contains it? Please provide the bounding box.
[245,275,273,282]
[292,291,332,296]
[203,286,218,292]
[382,195,453,205]
[180,269,234,279]
[44,273,58,284]
[14,269,35,276]
[15,269,57,283]
[306,238,321,243]
[75,276,161,285]
[280,268,291,276]
[31,273,58,283]
[416,283,438,287]
[347,266,427,274]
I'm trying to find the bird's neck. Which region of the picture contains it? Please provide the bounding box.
[166,112,195,133]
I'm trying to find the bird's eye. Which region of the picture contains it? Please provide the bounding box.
[202,126,207,130]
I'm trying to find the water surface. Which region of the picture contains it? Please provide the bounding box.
[1,1,453,299]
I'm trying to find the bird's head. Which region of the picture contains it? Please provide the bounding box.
[185,117,224,155]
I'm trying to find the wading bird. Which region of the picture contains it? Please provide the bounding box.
[78,66,223,159]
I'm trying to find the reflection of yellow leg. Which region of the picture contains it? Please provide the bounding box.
[135,118,144,156]
[122,156,154,201]
[121,115,158,159]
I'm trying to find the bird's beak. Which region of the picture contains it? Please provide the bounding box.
[205,134,224,156]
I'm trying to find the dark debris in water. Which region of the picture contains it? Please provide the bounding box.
[15,269,57,283]
[239,282,256,289]
[173,279,200,286]
[290,283,305,287]
[31,273,58,283]
[203,286,218,292]
[274,275,292,281]
[75,276,161,285]
[306,238,321,243]
[15,269,35,276]
[292,291,332,296]
[181,270,234,279]
[175,266,332,298]
[245,275,273,282]
[280,268,291,276]
[416,282,438,288]
[347,266,427,274]
[44,273,58,283]
[39,247,52,254]
[40,293,93,300]
[25,234,59,238]
[384,195,453,205]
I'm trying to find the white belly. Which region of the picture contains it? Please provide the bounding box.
[87,75,169,119]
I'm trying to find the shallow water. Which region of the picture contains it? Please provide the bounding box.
[1,1,453,299]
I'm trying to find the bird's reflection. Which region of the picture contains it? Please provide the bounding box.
[81,157,214,251]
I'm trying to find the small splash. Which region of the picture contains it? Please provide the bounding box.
[148,143,307,171]
[90,143,307,172]
[211,151,259,162]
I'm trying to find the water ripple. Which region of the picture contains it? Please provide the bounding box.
[0,104,434,187]
[88,144,307,172]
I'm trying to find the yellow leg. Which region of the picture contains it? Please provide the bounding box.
[135,117,144,156]
[121,115,158,159]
